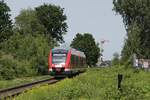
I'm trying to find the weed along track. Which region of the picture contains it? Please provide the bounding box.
[0,72,83,99]
[0,77,60,99]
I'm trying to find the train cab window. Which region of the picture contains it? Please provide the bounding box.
[52,53,67,64]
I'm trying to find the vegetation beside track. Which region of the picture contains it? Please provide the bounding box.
[0,1,68,80]
[0,75,52,90]
[16,66,150,100]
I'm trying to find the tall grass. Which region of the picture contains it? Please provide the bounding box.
[16,66,150,100]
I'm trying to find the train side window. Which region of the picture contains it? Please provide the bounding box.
[81,57,83,65]
[74,55,76,66]
[71,55,74,65]
[73,55,76,66]
[76,55,79,66]
[80,56,81,65]
[74,55,76,65]
[76,56,77,65]
[83,58,85,65]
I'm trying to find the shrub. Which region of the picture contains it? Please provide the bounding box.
[0,33,53,80]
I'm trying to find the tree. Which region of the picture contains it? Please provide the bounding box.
[121,22,141,62]
[112,52,120,65]
[0,32,53,76]
[0,0,12,42]
[71,33,100,66]
[15,9,47,37]
[113,0,150,61]
[35,4,68,43]
[0,52,32,80]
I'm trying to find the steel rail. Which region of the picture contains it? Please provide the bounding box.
[0,77,59,99]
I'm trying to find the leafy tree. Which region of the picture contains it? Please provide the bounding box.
[121,22,141,62]
[112,52,120,65]
[0,52,32,80]
[35,4,68,43]
[0,0,12,42]
[113,0,150,61]
[1,33,53,76]
[71,33,100,66]
[15,9,46,37]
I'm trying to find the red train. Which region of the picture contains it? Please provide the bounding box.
[48,47,87,76]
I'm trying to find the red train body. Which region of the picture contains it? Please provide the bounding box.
[48,48,86,76]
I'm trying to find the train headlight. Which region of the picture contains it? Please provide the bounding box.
[52,64,54,66]
[49,68,52,71]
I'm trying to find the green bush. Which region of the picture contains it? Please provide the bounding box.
[0,33,53,80]
[0,53,35,80]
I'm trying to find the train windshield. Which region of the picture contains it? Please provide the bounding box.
[52,53,67,64]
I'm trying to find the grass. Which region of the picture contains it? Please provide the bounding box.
[15,66,150,100]
[0,75,52,90]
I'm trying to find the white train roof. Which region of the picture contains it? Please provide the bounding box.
[70,48,86,58]
[52,47,86,58]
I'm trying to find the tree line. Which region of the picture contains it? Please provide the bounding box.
[0,0,68,79]
[113,0,150,64]
[0,0,100,80]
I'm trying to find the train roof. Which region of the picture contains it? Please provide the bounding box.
[52,47,86,58]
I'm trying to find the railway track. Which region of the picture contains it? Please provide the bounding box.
[0,77,61,99]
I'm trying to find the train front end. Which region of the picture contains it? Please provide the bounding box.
[48,48,71,76]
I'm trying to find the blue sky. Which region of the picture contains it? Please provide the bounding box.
[5,0,126,60]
